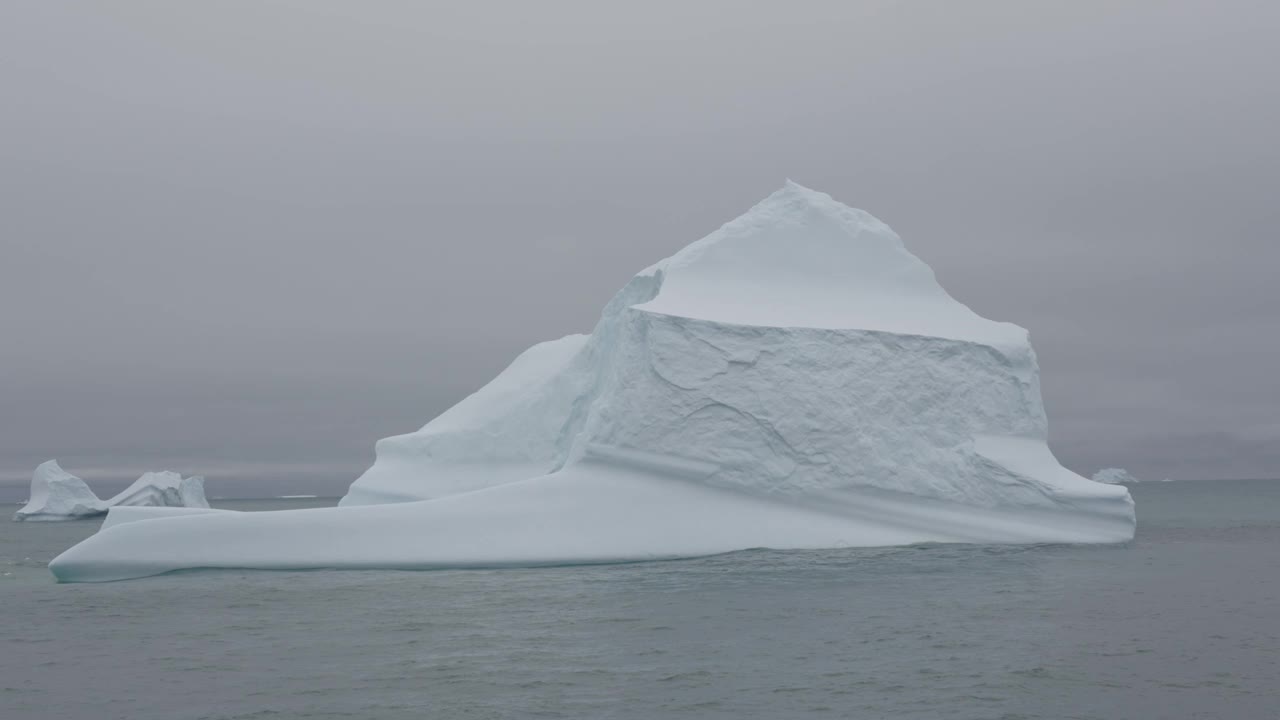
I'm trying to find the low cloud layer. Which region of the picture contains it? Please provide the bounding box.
[3,1,1277,493]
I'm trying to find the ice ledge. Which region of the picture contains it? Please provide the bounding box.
[50,458,1134,583]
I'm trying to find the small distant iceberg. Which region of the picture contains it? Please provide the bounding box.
[109,471,210,510]
[13,461,108,521]
[1090,468,1171,484]
[1092,468,1140,484]
[13,461,209,522]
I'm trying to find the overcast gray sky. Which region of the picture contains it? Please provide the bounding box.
[2,1,1277,495]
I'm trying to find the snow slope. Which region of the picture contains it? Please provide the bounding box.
[14,462,209,521]
[50,182,1134,581]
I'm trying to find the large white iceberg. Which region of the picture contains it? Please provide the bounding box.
[50,182,1134,582]
[14,461,208,522]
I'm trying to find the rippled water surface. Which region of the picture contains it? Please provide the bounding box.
[3,482,1278,719]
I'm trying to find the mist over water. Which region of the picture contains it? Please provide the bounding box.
[4,481,1277,719]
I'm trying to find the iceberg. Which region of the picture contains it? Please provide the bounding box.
[1091,468,1171,484]
[106,471,210,510]
[14,461,209,522]
[49,182,1134,582]
[1092,468,1140,485]
[14,461,108,521]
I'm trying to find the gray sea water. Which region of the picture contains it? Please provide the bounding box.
[2,481,1277,720]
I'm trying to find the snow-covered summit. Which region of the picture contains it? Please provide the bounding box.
[636,181,1027,348]
[51,183,1134,582]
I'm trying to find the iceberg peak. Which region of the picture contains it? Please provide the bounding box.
[777,177,831,201]
[34,459,72,483]
[636,182,1025,348]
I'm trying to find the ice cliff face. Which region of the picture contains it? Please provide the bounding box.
[14,461,209,521]
[50,183,1134,582]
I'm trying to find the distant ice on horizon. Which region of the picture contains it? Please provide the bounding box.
[1092,467,1176,484]
[14,460,208,522]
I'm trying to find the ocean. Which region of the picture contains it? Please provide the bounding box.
[2,481,1277,719]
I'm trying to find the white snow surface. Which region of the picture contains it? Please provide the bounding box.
[1091,468,1154,484]
[50,182,1134,581]
[14,462,209,522]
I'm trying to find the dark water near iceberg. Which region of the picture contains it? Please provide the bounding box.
[3,481,1278,720]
